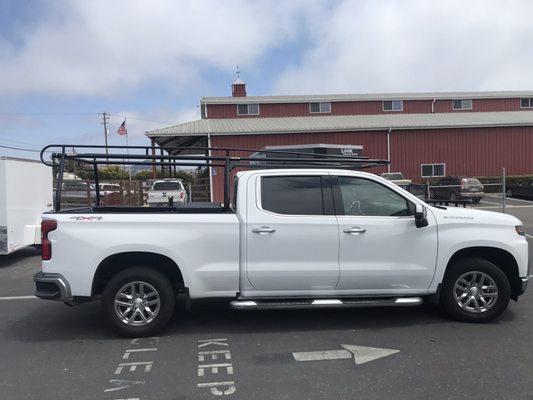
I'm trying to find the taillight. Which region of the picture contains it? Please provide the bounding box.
[180,191,184,199]
[41,219,57,261]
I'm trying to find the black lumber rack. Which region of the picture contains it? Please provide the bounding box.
[41,144,390,212]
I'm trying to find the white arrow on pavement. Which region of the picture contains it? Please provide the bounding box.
[292,344,399,365]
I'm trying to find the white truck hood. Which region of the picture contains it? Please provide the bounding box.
[429,205,522,227]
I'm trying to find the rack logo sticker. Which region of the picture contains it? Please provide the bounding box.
[69,216,103,221]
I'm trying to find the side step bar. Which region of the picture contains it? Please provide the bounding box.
[230,297,423,310]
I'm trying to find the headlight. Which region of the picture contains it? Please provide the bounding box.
[515,225,525,236]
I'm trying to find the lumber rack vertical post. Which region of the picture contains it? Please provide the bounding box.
[54,152,66,212]
[223,150,231,211]
[93,161,100,207]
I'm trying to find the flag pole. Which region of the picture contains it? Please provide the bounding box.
[124,117,132,181]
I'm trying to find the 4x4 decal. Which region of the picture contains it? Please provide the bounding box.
[69,216,103,221]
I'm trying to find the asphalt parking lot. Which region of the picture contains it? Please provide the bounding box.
[1,196,532,400]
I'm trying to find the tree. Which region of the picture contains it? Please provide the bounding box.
[98,166,130,180]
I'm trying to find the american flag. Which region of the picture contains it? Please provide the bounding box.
[117,120,127,136]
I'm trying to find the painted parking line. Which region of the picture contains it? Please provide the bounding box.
[0,295,37,300]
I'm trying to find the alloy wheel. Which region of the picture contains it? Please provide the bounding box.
[453,271,498,313]
[114,281,161,326]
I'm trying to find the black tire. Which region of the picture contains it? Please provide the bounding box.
[102,267,175,337]
[449,192,458,201]
[440,257,510,322]
[472,198,481,204]
[506,189,513,198]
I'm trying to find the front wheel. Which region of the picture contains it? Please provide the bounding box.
[102,267,175,337]
[506,189,513,198]
[440,257,510,322]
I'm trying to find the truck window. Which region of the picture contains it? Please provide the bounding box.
[337,177,413,217]
[261,176,324,215]
[153,182,181,191]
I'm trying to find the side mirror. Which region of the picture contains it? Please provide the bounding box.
[414,204,429,228]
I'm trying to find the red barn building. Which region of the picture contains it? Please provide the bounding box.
[146,79,533,202]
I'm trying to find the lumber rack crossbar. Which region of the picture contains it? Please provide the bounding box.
[41,144,390,212]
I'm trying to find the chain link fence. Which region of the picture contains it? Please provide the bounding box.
[54,178,211,209]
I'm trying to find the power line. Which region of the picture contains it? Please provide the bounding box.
[0,111,178,125]
[0,112,97,116]
[0,137,44,148]
[108,113,176,125]
[0,144,42,152]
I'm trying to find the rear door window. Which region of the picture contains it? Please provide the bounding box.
[153,182,181,191]
[261,176,324,215]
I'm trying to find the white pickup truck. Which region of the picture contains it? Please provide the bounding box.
[34,169,529,337]
[147,179,187,207]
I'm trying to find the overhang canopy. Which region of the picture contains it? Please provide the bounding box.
[146,111,533,141]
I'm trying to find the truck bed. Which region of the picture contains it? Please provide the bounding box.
[46,202,231,214]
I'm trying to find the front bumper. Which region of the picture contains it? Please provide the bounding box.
[33,272,72,302]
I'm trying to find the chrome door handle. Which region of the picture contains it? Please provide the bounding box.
[252,226,276,234]
[343,227,366,234]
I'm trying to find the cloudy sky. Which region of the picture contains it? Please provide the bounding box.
[1,0,532,158]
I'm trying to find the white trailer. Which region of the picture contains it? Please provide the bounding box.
[0,157,53,255]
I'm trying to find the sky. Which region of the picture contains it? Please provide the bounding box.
[1,0,533,159]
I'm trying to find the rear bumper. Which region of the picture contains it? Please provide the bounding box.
[460,192,484,198]
[33,272,72,302]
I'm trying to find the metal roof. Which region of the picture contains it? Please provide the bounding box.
[201,90,533,104]
[146,111,533,138]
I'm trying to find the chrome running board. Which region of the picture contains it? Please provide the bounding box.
[230,297,423,310]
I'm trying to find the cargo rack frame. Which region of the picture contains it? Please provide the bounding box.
[40,144,390,212]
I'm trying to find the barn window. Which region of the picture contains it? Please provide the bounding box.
[452,99,472,110]
[421,163,446,178]
[309,102,331,113]
[520,98,533,108]
[237,103,260,115]
[383,100,403,111]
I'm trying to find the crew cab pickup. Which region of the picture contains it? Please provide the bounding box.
[34,169,529,337]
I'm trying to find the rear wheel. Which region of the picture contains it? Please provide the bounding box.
[440,257,510,322]
[472,198,481,204]
[506,189,513,198]
[102,267,175,337]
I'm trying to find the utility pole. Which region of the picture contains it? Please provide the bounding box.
[100,112,110,162]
